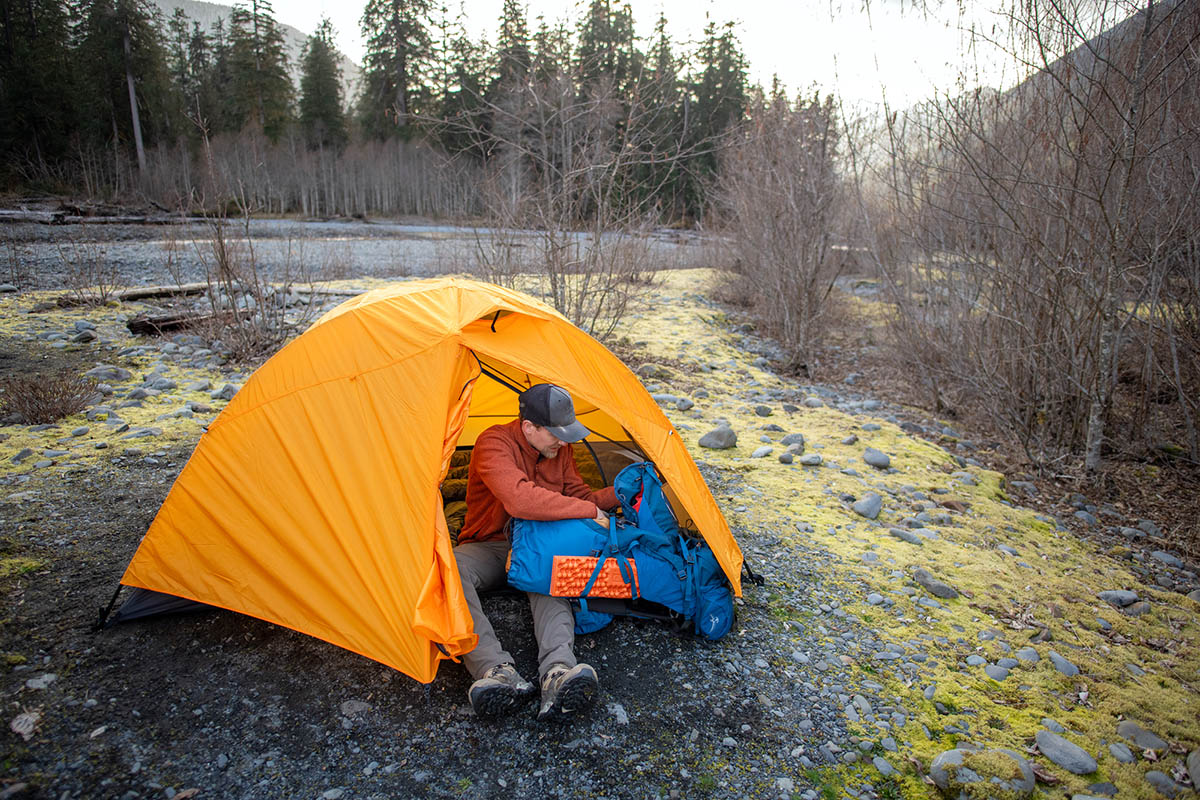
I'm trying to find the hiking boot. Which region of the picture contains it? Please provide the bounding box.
[536,662,599,721]
[468,663,535,718]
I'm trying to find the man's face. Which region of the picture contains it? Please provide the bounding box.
[522,420,567,459]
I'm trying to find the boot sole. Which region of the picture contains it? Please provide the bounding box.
[471,686,534,718]
[537,668,599,720]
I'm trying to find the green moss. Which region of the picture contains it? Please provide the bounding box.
[0,558,44,579]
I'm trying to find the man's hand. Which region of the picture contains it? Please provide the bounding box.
[594,507,609,526]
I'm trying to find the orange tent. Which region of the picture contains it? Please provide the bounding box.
[117,278,741,683]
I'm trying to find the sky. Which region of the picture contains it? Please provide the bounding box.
[270,0,1015,108]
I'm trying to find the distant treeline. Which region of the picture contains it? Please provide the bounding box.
[0,0,755,221]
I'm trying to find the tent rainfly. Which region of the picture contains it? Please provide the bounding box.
[110,278,742,682]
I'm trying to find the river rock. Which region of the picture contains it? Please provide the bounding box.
[676,398,694,411]
[780,433,805,448]
[852,493,883,520]
[1150,551,1183,568]
[85,365,132,382]
[930,748,1034,798]
[1048,651,1080,677]
[1186,750,1199,787]
[778,452,793,464]
[889,528,923,546]
[754,404,773,417]
[1117,720,1168,752]
[798,454,822,466]
[699,425,737,449]
[1145,771,1181,798]
[1035,730,1097,774]
[913,568,958,599]
[1098,590,1138,607]
[863,447,891,469]
[1107,743,1134,763]
[751,446,773,458]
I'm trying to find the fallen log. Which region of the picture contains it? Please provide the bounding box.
[126,310,237,336]
[55,282,209,307]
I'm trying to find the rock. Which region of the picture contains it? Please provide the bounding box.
[71,329,98,343]
[780,433,805,447]
[339,700,371,719]
[1138,519,1161,536]
[1042,718,1066,733]
[866,593,884,605]
[842,434,858,445]
[1150,550,1183,568]
[609,702,629,725]
[1085,783,1118,797]
[1035,730,1097,774]
[803,397,823,408]
[0,283,17,293]
[872,756,896,776]
[1186,750,1200,787]
[966,655,986,666]
[1120,526,1147,541]
[1107,743,1134,763]
[889,528,923,546]
[863,447,891,469]
[1098,590,1138,607]
[211,383,240,401]
[24,673,57,690]
[1015,647,1040,663]
[699,425,737,449]
[984,665,1010,681]
[85,365,132,382]
[1075,510,1098,526]
[1048,651,1080,677]
[1187,589,1200,603]
[676,398,694,411]
[186,380,212,392]
[778,453,793,464]
[798,454,822,466]
[751,446,773,458]
[913,568,958,599]
[929,748,1034,798]
[1117,720,1168,752]
[852,493,883,520]
[1123,601,1152,616]
[1145,770,1181,798]
[754,404,773,417]
[11,448,33,464]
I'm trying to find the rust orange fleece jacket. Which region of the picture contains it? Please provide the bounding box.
[457,419,619,545]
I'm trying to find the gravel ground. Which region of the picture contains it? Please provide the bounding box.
[0,221,1196,800]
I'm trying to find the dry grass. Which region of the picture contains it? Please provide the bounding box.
[0,371,98,424]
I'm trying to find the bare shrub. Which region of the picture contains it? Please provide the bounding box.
[0,372,98,424]
[856,0,1200,469]
[450,58,688,341]
[717,92,851,372]
[55,238,124,305]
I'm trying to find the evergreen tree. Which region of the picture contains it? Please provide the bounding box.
[575,0,640,97]
[0,0,77,169]
[199,17,235,134]
[359,0,433,137]
[430,3,489,158]
[75,0,174,171]
[493,0,531,91]
[228,0,293,141]
[682,18,747,219]
[299,18,347,150]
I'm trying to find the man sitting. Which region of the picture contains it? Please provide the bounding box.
[454,383,618,720]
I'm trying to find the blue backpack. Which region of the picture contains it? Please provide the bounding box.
[507,462,735,640]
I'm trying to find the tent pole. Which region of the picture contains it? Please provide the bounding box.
[94,584,124,631]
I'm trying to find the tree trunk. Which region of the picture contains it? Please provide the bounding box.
[123,21,147,173]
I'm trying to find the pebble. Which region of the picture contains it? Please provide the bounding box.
[1150,551,1183,568]
[1048,651,1080,677]
[1042,718,1066,733]
[699,425,737,449]
[70,426,89,437]
[780,433,805,447]
[913,568,958,599]
[866,593,883,606]
[1098,590,1138,607]
[871,756,896,776]
[984,665,1010,681]
[1107,743,1134,763]
[1036,730,1097,774]
[1117,720,1168,751]
[862,447,890,469]
[852,493,882,519]
[930,748,1034,796]
[778,453,793,464]
[1015,646,1040,663]
[754,404,773,417]
[798,454,823,466]
[889,528,923,546]
[1144,770,1181,798]
[1123,601,1152,616]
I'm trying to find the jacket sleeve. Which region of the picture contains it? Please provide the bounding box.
[473,433,599,521]
[560,446,618,510]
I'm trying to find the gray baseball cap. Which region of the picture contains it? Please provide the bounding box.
[519,383,591,443]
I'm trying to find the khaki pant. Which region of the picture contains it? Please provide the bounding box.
[453,540,576,681]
